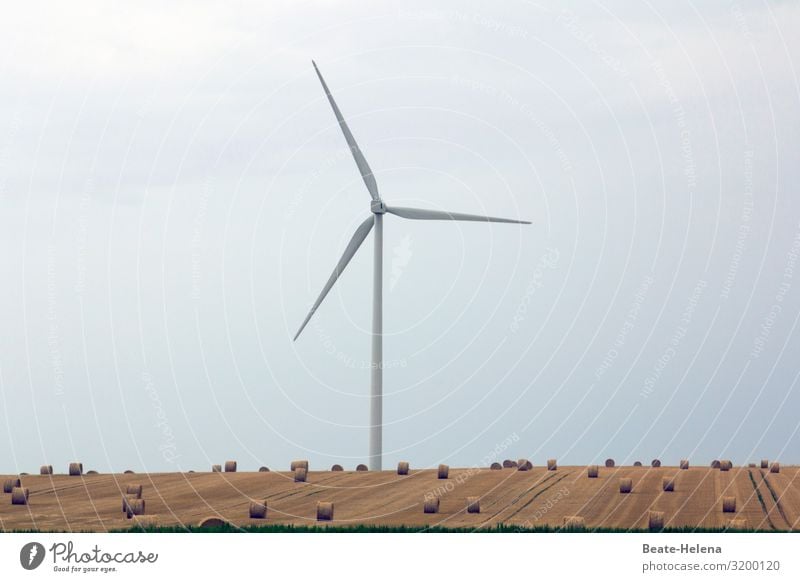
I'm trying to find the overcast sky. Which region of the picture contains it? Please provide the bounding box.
[1,1,799,473]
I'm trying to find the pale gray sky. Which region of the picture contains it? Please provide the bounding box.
[1,1,799,473]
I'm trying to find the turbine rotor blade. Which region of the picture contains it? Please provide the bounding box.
[312,61,380,202]
[294,215,375,341]
[385,206,531,224]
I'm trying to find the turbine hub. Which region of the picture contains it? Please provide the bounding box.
[370,200,386,214]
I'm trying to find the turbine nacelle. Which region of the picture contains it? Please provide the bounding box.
[370,200,386,214]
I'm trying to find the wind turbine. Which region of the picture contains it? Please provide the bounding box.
[294,61,530,470]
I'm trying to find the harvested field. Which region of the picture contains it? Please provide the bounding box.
[0,466,797,532]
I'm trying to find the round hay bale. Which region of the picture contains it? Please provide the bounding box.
[662,477,675,492]
[711,460,721,469]
[517,459,532,471]
[258,466,270,472]
[509,461,518,468]
[563,515,586,530]
[490,462,502,470]
[356,464,368,472]
[316,501,334,521]
[587,465,599,478]
[69,462,83,476]
[3,478,21,493]
[502,459,514,468]
[748,463,756,468]
[397,461,409,475]
[605,458,615,468]
[224,461,237,473]
[249,501,267,519]
[211,464,222,473]
[11,486,31,505]
[11,487,30,505]
[437,464,449,479]
[423,497,440,514]
[124,470,135,474]
[331,464,343,472]
[546,459,557,471]
[761,459,769,469]
[722,497,737,513]
[294,467,307,482]
[290,460,309,471]
[466,496,480,514]
[633,461,643,467]
[619,478,633,494]
[727,518,747,530]
[126,484,143,498]
[679,459,689,470]
[122,496,132,512]
[720,460,732,472]
[198,516,229,528]
[651,459,661,468]
[770,462,780,474]
[648,511,665,531]
[40,465,53,475]
[126,499,145,518]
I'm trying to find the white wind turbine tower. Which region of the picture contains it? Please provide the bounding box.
[294,61,531,470]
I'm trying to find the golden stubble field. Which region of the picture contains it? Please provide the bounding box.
[2,465,797,532]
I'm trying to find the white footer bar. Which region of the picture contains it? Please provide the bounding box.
[1,533,796,580]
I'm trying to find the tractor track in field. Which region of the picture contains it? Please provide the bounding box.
[759,470,791,528]
[747,469,777,530]
[501,472,572,523]
[26,478,115,497]
[481,472,558,515]
[482,471,569,525]
[261,474,345,502]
